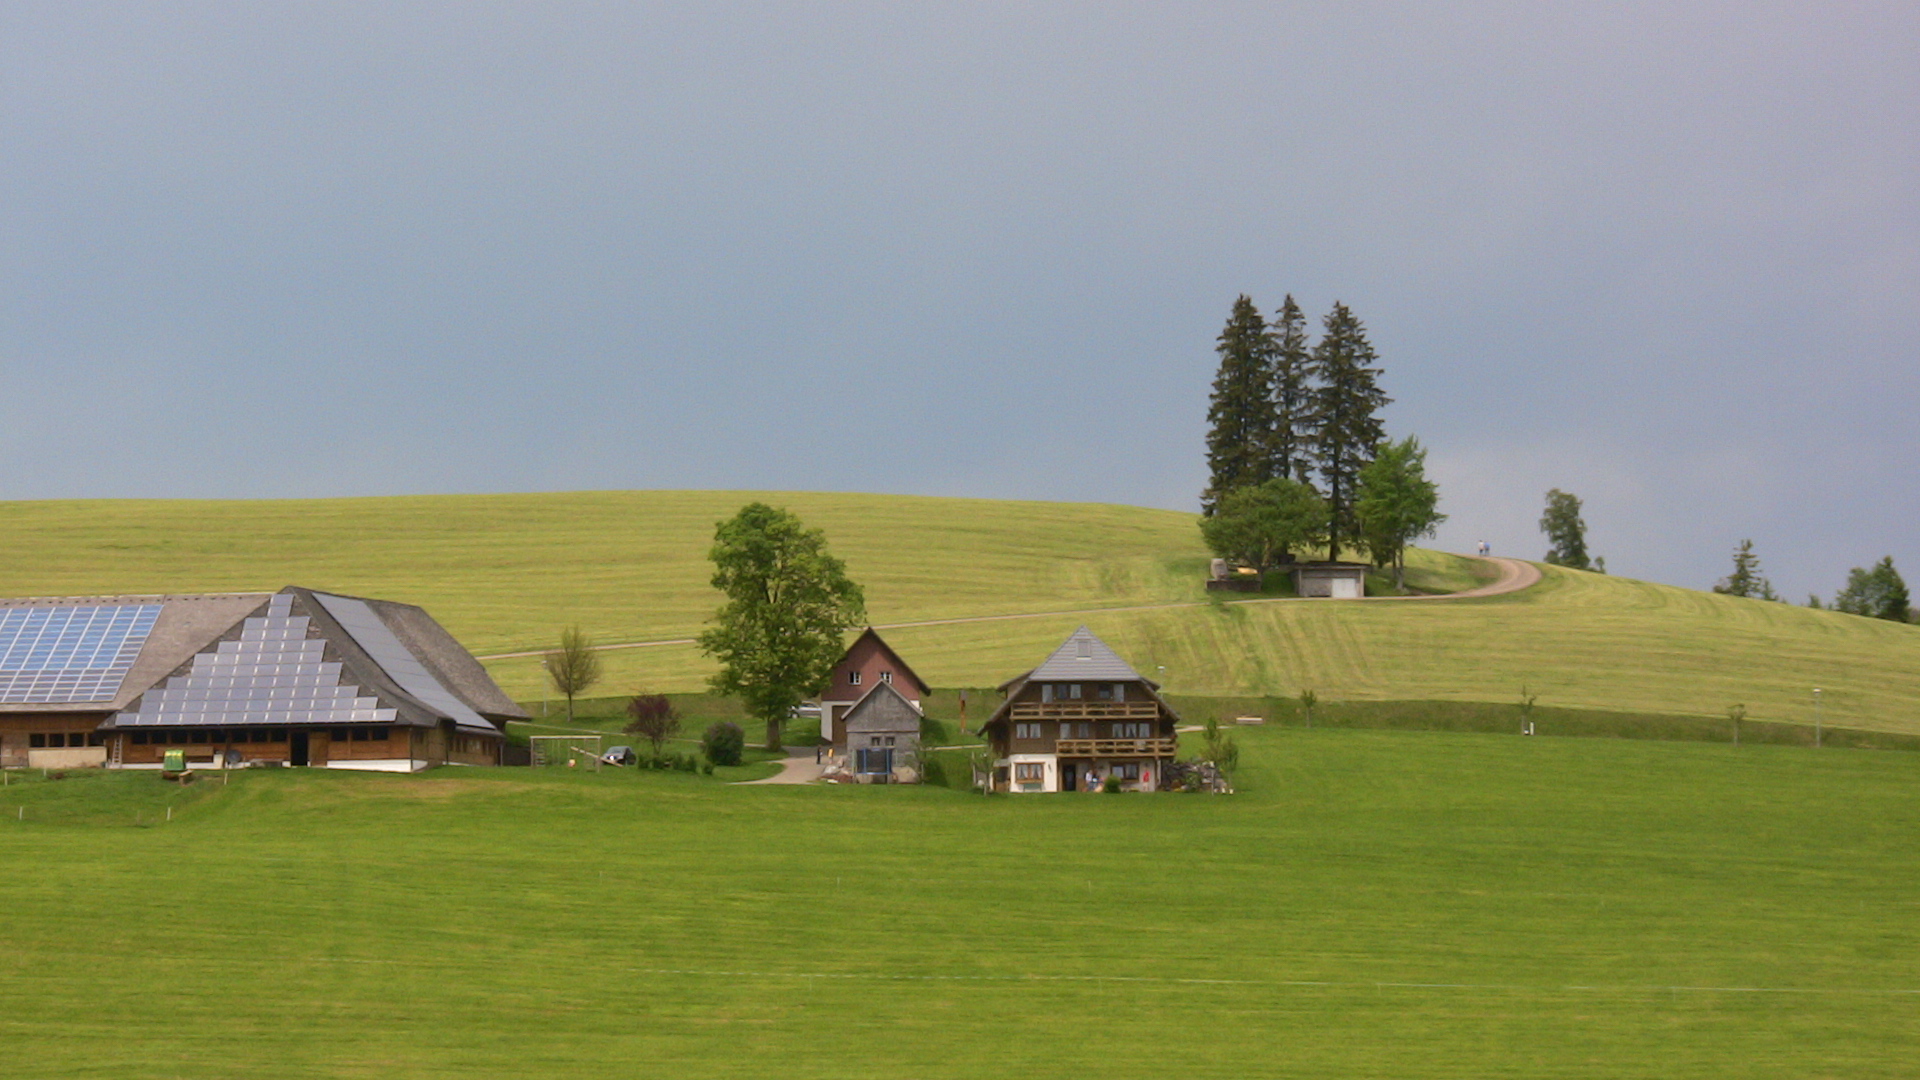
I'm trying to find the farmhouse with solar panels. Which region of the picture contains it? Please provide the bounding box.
[0,587,523,771]
[978,626,1180,793]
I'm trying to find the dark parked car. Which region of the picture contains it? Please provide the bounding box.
[602,745,636,766]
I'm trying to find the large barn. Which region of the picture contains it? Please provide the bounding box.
[0,586,523,771]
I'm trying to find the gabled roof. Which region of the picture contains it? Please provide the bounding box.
[840,681,923,734]
[982,626,1178,734]
[107,586,525,734]
[1028,625,1147,683]
[827,627,931,698]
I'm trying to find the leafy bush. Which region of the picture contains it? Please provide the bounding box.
[702,721,745,767]
[1102,776,1122,793]
[624,693,682,755]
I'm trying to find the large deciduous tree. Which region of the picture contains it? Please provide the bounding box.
[1354,436,1446,592]
[1306,302,1390,560]
[1202,295,1279,514]
[1198,477,1329,573]
[1539,489,1594,570]
[1833,556,1910,622]
[698,503,866,751]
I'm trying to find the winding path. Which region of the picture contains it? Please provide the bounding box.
[477,556,1542,662]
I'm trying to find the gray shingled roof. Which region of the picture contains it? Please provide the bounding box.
[1026,626,1146,683]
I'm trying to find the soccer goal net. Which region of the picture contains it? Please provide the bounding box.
[528,734,603,769]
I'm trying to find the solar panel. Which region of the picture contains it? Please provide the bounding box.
[312,593,489,729]
[0,604,162,703]
[117,598,397,728]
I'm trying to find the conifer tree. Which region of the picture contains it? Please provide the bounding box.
[1267,294,1314,485]
[1202,295,1278,513]
[1712,539,1776,599]
[1305,302,1390,560]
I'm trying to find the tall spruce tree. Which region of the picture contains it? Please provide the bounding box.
[1306,302,1390,560]
[1267,294,1314,485]
[1202,295,1279,513]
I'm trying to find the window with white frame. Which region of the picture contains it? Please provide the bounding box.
[880,671,892,684]
[849,671,862,686]
[1014,762,1044,783]
[1113,722,1152,739]
[1014,722,1042,740]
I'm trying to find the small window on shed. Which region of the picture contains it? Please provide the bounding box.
[29,733,46,748]
[880,671,892,684]
[849,671,862,686]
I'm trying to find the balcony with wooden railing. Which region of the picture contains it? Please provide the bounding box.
[1009,701,1159,720]
[1053,737,1177,758]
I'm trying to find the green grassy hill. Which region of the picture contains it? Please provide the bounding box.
[3,731,1918,1078]
[4,490,1918,734]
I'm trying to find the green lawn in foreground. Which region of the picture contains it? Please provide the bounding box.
[5,490,1920,734]
[2,731,1917,1078]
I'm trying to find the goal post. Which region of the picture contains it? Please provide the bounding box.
[528,734,604,770]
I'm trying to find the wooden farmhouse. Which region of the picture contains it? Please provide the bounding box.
[0,586,522,771]
[818,628,929,744]
[818,629,930,784]
[978,626,1179,793]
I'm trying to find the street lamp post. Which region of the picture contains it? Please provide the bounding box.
[1813,688,1822,748]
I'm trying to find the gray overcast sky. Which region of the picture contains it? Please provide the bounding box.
[2,3,1915,601]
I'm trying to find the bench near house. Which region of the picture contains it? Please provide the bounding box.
[978,626,1179,793]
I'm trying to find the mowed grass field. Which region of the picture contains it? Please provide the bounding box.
[3,730,1918,1078]
[4,490,1920,733]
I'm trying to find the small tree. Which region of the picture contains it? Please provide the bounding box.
[1354,435,1447,591]
[1198,477,1329,573]
[1539,489,1594,570]
[1727,703,1746,746]
[1518,685,1538,731]
[698,503,866,752]
[1299,688,1318,728]
[1833,557,1910,622]
[544,625,601,725]
[701,721,745,767]
[1201,717,1239,775]
[1713,540,1778,599]
[623,694,681,757]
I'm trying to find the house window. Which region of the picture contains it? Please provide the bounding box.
[1014,762,1044,783]
[1066,684,1082,700]
[1111,684,1126,701]
[1097,684,1112,700]
[849,671,862,686]
[880,671,893,684]
[1113,722,1151,739]
[884,736,895,747]
[1110,762,1141,781]
[1014,723,1042,740]
[28,733,45,748]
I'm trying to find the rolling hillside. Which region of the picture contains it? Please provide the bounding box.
[3,490,1918,733]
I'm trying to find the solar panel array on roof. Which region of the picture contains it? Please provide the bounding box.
[0,603,162,704]
[312,593,490,730]
[117,593,396,727]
